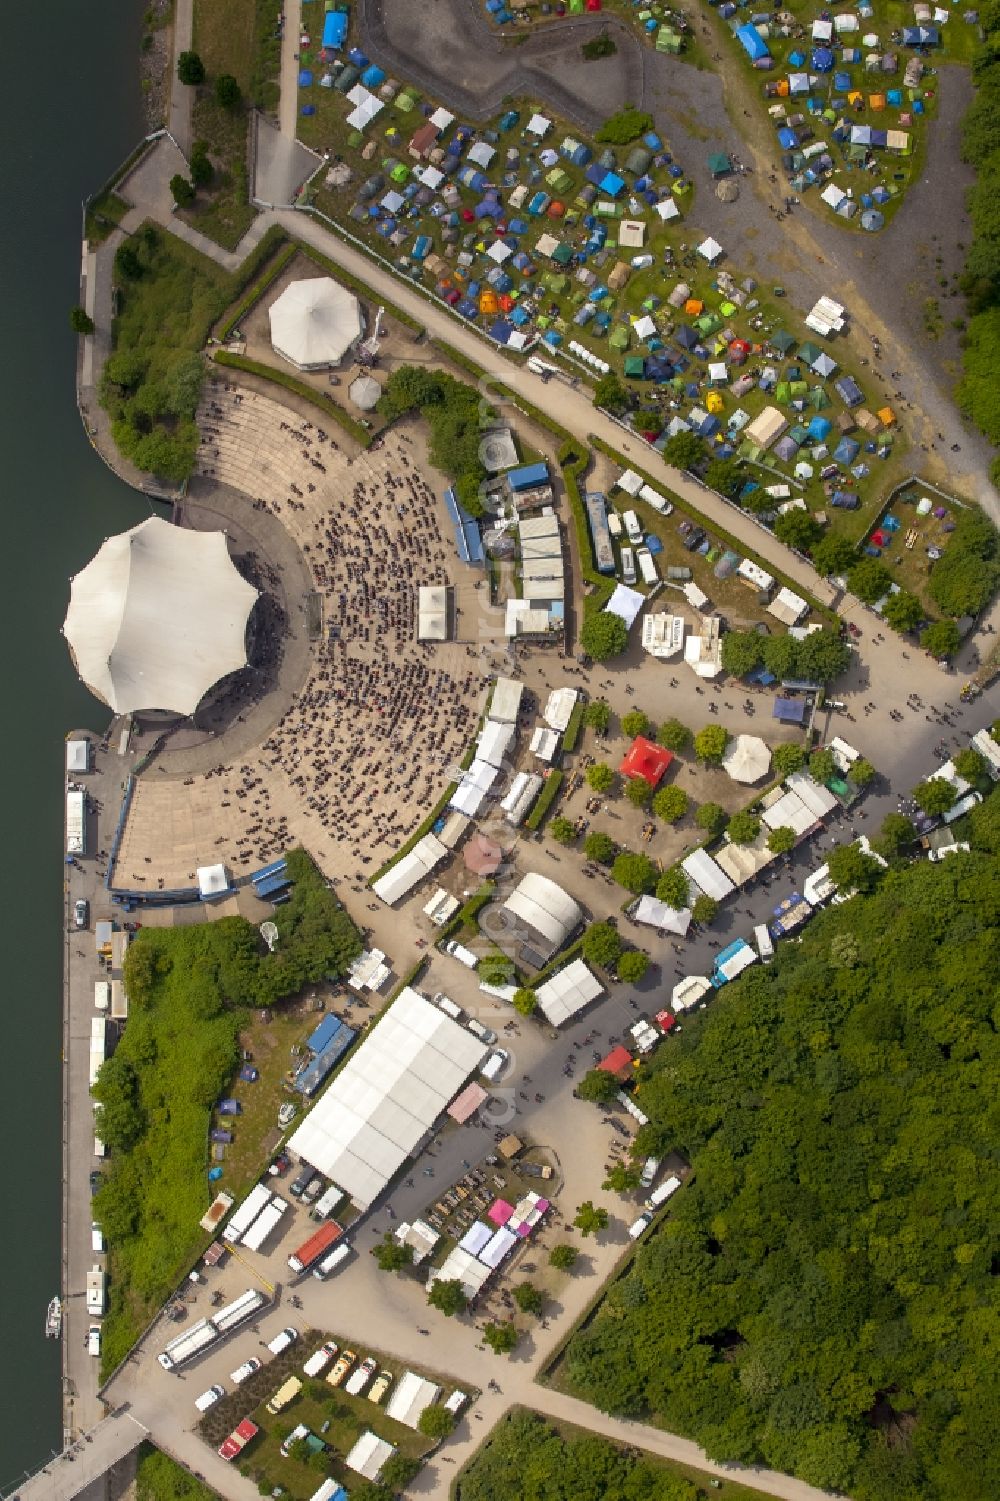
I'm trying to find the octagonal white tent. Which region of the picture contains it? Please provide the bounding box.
[269,276,363,369]
[63,518,258,717]
[722,734,772,784]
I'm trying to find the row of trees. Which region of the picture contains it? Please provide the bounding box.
[719,626,851,682]
[957,0,1000,473]
[563,819,1000,1499]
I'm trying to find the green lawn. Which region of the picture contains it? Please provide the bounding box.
[85,190,131,244]
[136,1442,217,1501]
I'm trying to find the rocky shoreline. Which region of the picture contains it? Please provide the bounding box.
[139,0,173,130]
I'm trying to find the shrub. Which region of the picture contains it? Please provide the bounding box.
[625,777,652,808]
[621,709,650,738]
[773,743,806,778]
[512,988,537,1016]
[549,815,578,845]
[177,50,205,85]
[70,305,94,334]
[215,73,242,110]
[691,895,718,925]
[767,825,796,854]
[617,950,650,983]
[584,831,617,864]
[583,699,612,733]
[657,718,692,752]
[612,852,657,894]
[652,786,688,823]
[582,922,623,968]
[656,868,689,906]
[921,619,962,658]
[694,725,730,764]
[596,108,654,144]
[549,1244,579,1270]
[524,769,564,830]
[695,801,727,835]
[586,762,615,793]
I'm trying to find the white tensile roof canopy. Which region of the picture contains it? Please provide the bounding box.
[723,734,772,784]
[269,276,363,369]
[62,517,258,717]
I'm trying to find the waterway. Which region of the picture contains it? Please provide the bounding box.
[0,1,148,1483]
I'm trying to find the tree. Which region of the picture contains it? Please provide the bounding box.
[617,950,650,983]
[773,743,806,778]
[921,619,962,658]
[691,894,718,925]
[162,351,205,419]
[483,1321,520,1354]
[478,954,514,986]
[954,747,985,783]
[621,709,650,738]
[189,145,213,188]
[727,810,761,845]
[762,633,801,680]
[875,812,916,858]
[380,1455,420,1490]
[549,1243,579,1270]
[706,457,744,498]
[582,922,623,969]
[652,785,689,823]
[721,630,765,678]
[695,801,727,836]
[883,589,924,634]
[574,1201,609,1237]
[417,1404,455,1440]
[215,73,243,110]
[797,630,851,683]
[767,825,796,854]
[69,305,94,334]
[583,698,612,732]
[427,1278,467,1317]
[177,50,205,85]
[577,1068,621,1102]
[656,867,689,906]
[373,1235,413,1272]
[585,762,615,793]
[809,748,837,784]
[662,431,704,470]
[913,776,958,815]
[549,815,578,845]
[114,242,144,280]
[594,372,630,414]
[848,557,893,604]
[512,987,537,1017]
[596,108,654,144]
[513,1282,544,1315]
[170,174,195,207]
[812,535,857,578]
[604,1160,642,1191]
[694,725,730,764]
[584,831,616,864]
[774,509,821,552]
[624,776,652,808]
[827,842,882,893]
[658,717,692,752]
[848,757,875,788]
[612,852,657,894]
[581,612,628,660]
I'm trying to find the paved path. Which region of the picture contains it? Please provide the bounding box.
[11,1413,147,1501]
[167,0,194,155]
[278,0,301,142]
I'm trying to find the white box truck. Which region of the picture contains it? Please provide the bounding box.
[637,547,659,585]
[212,1288,266,1334]
[754,924,774,963]
[222,1182,272,1245]
[241,1199,287,1252]
[86,1265,106,1317]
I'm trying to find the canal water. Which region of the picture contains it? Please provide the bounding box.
[0,1,148,1481]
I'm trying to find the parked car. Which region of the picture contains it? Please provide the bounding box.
[267,1327,299,1356]
[269,1152,291,1177]
[303,1340,339,1378]
[230,1357,262,1386]
[86,1325,101,1357]
[368,1369,393,1404]
[195,1385,225,1413]
[327,1350,356,1387]
[278,1102,298,1128]
[74,899,89,930]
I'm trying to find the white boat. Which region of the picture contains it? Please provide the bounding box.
[46,1296,62,1339]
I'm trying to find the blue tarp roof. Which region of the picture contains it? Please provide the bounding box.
[444,488,484,564]
[773,697,807,723]
[507,461,549,490]
[294,1019,357,1097]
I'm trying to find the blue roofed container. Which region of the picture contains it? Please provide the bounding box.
[507,461,549,491]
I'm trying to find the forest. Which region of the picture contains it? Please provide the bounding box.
[958,0,1000,471]
[562,819,1000,1500]
[92,848,360,1370]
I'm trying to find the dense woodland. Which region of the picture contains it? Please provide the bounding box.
[564,799,1000,1500]
[92,849,360,1369]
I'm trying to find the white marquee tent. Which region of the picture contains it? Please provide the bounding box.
[288,988,487,1207]
[722,734,772,784]
[63,518,258,717]
[269,276,363,369]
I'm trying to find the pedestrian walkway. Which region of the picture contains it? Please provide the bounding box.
[10,1415,147,1501]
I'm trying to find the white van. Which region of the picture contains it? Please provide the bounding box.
[91,1222,105,1254]
[637,547,658,585]
[444,1389,470,1415]
[313,1243,352,1280]
[942,790,982,825]
[623,508,643,544]
[754,924,774,964]
[607,512,623,539]
[432,991,463,1021]
[444,939,478,969]
[480,1049,510,1083]
[195,1385,225,1413]
[621,546,637,585]
[266,1326,299,1356]
[466,1017,497,1045]
[639,1156,660,1190]
[628,1212,652,1240]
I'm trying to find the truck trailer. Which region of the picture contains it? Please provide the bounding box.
[240,1199,287,1253]
[710,938,758,988]
[287,1219,343,1275]
[158,1317,219,1370]
[212,1288,266,1334]
[222,1182,272,1245]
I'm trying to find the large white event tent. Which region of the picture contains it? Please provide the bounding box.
[269,276,363,369]
[287,988,487,1207]
[62,517,258,717]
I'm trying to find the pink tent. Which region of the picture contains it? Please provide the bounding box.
[487,1198,515,1226]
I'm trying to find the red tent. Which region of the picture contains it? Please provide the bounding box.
[655,1010,677,1033]
[619,736,674,789]
[598,1045,634,1079]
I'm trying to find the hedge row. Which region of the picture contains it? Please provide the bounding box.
[525,769,565,831]
[297,237,425,334]
[218,240,297,339]
[559,442,618,616]
[561,700,586,754]
[367,781,459,886]
[211,350,373,446]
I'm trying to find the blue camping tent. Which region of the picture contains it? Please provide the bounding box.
[736,23,769,61]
